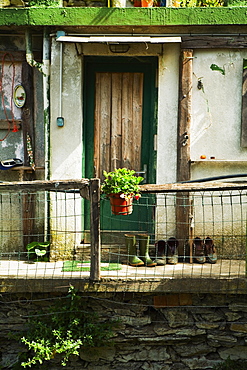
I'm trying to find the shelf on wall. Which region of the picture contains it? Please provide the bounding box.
[0,119,22,130]
[190,160,247,163]
[10,166,45,181]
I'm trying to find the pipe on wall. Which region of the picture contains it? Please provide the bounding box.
[25,29,45,75]
[42,27,51,181]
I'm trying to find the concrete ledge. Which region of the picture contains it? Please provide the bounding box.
[1,276,246,294]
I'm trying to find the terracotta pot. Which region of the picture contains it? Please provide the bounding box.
[109,194,133,216]
[141,0,153,6]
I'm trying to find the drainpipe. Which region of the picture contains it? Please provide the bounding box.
[25,29,46,75]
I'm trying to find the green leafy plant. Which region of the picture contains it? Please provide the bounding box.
[178,0,223,6]
[18,286,118,368]
[26,241,50,262]
[29,0,61,6]
[101,168,144,200]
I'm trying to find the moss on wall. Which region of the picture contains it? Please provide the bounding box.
[0,7,247,27]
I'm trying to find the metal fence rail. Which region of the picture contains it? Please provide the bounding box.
[0,179,246,294]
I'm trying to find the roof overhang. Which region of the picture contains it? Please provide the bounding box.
[56,34,181,44]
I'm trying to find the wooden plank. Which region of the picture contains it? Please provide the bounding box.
[0,179,89,192]
[22,191,35,248]
[241,61,247,147]
[1,179,247,193]
[21,61,36,249]
[94,73,101,178]
[132,73,143,172]
[111,73,122,171]
[89,178,101,281]
[182,36,247,49]
[22,61,35,167]
[100,73,111,177]
[0,119,21,130]
[176,49,193,257]
[95,73,112,179]
[122,72,134,169]
[140,181,247,192]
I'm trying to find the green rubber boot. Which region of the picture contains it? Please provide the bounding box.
[125,234,144,267]
[138,234,157,267]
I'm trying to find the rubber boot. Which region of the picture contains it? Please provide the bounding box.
[125,234,144,267]
[138,234,157,267]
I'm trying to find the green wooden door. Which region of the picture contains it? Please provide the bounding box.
[83,56,157,238]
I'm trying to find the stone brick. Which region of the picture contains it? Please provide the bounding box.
[230,322,247,333]
[219,345,247,360]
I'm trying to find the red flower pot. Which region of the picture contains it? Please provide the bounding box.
[109,194,133,216]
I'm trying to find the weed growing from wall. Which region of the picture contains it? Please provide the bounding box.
[213,357,247,369]
[16,286,118,368]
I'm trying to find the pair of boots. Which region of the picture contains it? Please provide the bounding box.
[193,236,217,264]
[154,237,179,266]
[125,234,157,267]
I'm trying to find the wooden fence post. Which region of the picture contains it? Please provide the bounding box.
[89,178,101,281]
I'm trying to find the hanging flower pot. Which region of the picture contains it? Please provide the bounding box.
[101,168,143,216]
[109,193,133,216]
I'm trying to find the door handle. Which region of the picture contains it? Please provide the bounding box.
[135,164,147,184]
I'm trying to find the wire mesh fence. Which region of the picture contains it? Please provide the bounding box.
[0,180,246,294]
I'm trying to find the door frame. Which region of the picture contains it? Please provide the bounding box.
[83,56,158,232]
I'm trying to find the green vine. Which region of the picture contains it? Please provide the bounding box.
[17,287,118,368]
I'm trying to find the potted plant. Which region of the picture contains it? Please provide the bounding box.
[101,168,144,215]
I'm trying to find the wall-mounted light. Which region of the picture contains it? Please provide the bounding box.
[109,44,130,53]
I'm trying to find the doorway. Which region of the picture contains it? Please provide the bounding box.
[83,56,157,236]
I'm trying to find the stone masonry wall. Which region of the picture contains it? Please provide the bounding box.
[1,292,247,369]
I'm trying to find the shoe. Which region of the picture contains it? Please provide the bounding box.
[204,236,217,264]
[154,240,166,265]
[193,237,206,263]
[166,237,178,265]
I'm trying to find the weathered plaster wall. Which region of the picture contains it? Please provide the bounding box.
[50,39,83,258]
[1,292,247,369]
[50,39,82,180]
[191,49,247,179]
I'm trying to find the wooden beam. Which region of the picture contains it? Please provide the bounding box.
[182,36,247,49]
[176,49,193,258]
[177,49,193,182]
[0,179,89,192]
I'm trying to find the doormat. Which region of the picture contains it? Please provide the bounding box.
[62,260,122,272]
